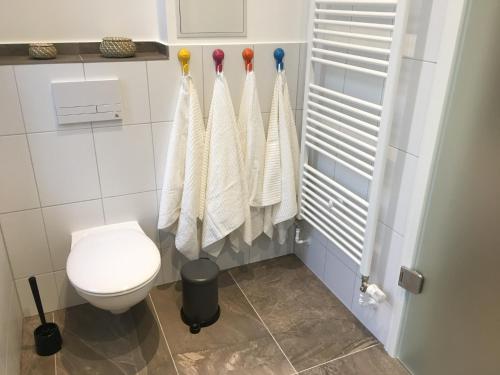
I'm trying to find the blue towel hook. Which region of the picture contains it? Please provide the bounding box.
[274,48,285,72]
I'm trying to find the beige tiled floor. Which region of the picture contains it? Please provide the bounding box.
[20,255,409,375]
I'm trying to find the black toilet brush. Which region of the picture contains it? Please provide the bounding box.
[28,276,62,356]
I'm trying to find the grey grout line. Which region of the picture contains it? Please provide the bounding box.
[295,343,382,374]
[148,294,180,375]
[228,270,297,374]
[52,312,58,375]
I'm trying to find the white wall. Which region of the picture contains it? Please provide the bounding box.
[0,231,22,375]
[295,0,451,347]
[0,0,164,43]
[0,0,307,44]
[0,41,305,317]
[165,0,308,44]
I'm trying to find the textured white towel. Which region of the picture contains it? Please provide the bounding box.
[235,71,266,241]
[158,75,205,260]
[264,71,300,244]
[200,74,251,256]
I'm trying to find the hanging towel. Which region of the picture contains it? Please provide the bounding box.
[264,71,300,244]
[200,73,252,257]
[235,70,266,241]
[158,75,205,260]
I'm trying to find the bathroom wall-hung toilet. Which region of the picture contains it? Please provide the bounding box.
[66,221,161,314]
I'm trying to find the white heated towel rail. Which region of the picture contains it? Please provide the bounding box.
[298,0,408,290]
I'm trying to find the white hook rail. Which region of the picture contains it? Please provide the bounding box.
[298,0,409,291]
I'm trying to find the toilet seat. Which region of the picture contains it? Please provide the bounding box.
[67,223,161,296]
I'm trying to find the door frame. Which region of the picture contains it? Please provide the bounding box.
[384,0,469,357]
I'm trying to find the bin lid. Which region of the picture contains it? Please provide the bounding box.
[181,259,219,284]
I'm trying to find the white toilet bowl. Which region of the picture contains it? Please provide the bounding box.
[66,222,161,314]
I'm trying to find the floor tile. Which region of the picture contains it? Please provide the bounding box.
[53,299,176,375]
[300,345,409,375]
[150,272,295,375]
[20,314,56,375]
[230,255,377,371]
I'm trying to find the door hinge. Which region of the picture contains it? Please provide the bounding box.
[398,266,424,294]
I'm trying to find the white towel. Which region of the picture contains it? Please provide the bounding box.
[158,75,204,260]
[264,71,300,244]
[200,74,252,256]
[235,71,266,241]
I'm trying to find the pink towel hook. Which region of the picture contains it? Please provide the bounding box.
[213,49,224,74]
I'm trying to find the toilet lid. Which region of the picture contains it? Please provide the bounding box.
[67,228,161,295]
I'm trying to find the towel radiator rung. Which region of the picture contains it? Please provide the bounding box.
[315,0,397,5]
[304,164,369,209]
[308,101,380,133]
[308,109,378,142]
[309,84,382,112]
[306,125,375,163]
[314,9,396,19]
[301,208,363,264]
[302,185,366,234]
[306,117,377,154]
[312,47,390,68]
[313,19,395,31]
[313,38,391,56]
[313,29,393,43]
[309,92,382,122]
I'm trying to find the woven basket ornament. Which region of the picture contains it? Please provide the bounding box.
[100,37,136,58]
[29,43,57,59]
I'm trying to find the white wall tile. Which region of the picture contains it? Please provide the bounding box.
[296,42,308,110]
[43,199,104,270]
[323,251,356,308]
[380,147,418,235]
[28,129,101,206]
[0,66,25,136]
[16,272,59,316]
[204,242,249,271]
[391,59,436,156]
[0,209,52,278]
[147,46,204,123]
[334,163,370,200]
[0,135,39,213]
[151,122,173,189]
[5,285,22,375]
[295,236,327,281]
[84,61,151,125]
[93,124,156,197]
[295,110,303,142]
[350,224,404,343]
[405,0,449,62]
[54,270,85,309]
[343,70,385,105]
[103,191,159,244]
[254,43,300,113]
[158,230,188,284]
[15,63,88,132]
[325,240,360,275]
[249,234,291,264]
[0,232,14,348]
[202,44,252,117]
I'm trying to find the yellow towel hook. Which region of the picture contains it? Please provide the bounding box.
[178,48,190,75]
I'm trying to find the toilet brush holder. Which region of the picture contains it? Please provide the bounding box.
[29,277,62,356]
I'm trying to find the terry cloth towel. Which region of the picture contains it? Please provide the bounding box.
[264,70,300,244]
[235,70,266,241]
[157,75,205,260]
[200,73,252,257]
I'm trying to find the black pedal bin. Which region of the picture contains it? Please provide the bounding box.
[180,258,220,334]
